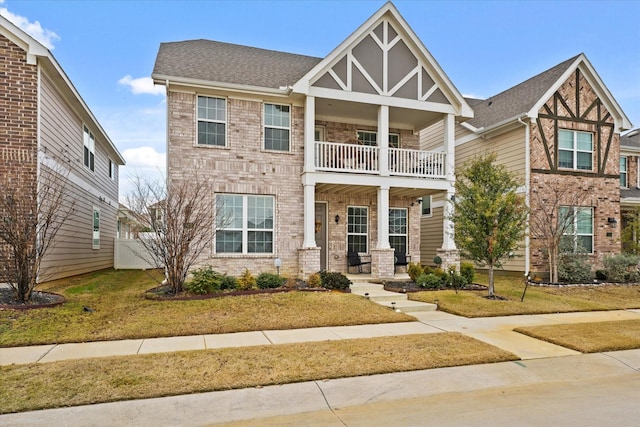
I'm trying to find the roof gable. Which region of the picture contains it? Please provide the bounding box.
[292,2,472,117]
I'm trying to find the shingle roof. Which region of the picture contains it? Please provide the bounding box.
[467,55,581,129]
[621,129,640,148]
[152,39,322,90]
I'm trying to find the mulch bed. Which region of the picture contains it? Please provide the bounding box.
[144,284,348,301]
[0,287,65,310]
[383,281,488,293]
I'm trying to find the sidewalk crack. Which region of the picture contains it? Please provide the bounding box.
[314,381,348,426]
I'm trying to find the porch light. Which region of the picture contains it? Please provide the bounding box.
[607,217,617,227]
[335,214,340,224]
[274,257,282,276]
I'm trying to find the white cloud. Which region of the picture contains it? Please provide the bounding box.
[0,3,60,49]
[123,146,166,170]
[118,75,165,96]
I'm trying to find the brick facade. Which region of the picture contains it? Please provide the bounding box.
[0,34,38,276]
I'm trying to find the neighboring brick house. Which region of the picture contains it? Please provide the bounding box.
[421,54,633,278]
[152,3,473,279]
[0,16,125,281]
[620,129,640,250]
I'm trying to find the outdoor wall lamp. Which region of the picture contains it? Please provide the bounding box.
[411,199,422,206]
[274,257,282,276]
[335,214,340,224]
[607,217,618,227]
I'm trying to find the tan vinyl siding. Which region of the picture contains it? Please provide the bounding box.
[419,120,444,151]
[420,193,444,265]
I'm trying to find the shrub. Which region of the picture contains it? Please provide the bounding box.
[307,273,322,288]
[558,252,591,284]
[460,262,475,284]
[318,271,352,290]
[408,262,424,282]
[219,275,238,290]
[256,272,286,289]
[433,256,442,267]
[186,266,224,294]
[602,253,640,283]
[595,270,607,281]
[238,268,257,290]
[416,273,442,289]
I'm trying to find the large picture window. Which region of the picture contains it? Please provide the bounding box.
[560,206,593,253]
[215,194,274,254]
[264,104,290,151]
[197,96,226,146]
[347,206,368,253]
[389,208,407,254]
[83,125,95,172]
[558,129,593,171]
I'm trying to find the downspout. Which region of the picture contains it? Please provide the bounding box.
[518,116,530,278]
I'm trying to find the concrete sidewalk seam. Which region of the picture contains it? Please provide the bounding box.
[37,343,57,363]
[313,380,348,426]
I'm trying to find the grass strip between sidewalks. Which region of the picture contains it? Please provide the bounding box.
[0,333,517,414]
[514,319,640,353]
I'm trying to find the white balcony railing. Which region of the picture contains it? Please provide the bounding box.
[313,141,445,179]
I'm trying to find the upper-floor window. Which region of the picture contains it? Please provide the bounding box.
[197,96,226,146]
[558,129,592,171]
[109,159,116,180]
[215,194,274,254]
[83,125,95,172]
[356,130,399,148]
[389,208,407,254]
[620,156,628,188]
[264,103,290,151]
[421,195,432,217]
[559,206,593,254]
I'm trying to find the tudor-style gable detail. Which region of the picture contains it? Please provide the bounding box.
[312,19,448,105]
[532,68,618,178]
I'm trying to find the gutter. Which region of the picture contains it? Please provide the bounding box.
[152,74,293,97]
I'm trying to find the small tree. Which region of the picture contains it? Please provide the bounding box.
[450,155,528,297]
[0,162,73,302]
[529,182,590,283]
[127,175,222,294]
[621,209,640,255]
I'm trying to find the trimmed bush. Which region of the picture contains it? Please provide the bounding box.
[307,273,322,288]
[219,275,238,290]
[318,271,352,290]
[558,252,591,284]
[238,268,257,290]
[416,273,442,289]
[186,266,224,294]
[602,253,640,283]
[408,262,424,282]
[460,262,475,284]
[256,272,286,289]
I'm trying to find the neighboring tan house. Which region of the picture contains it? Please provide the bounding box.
[421,54,633,278]
[620,129,640,250]
[152,2,473,279]
[0,16,125,281]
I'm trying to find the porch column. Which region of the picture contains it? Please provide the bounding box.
[441,189,457,251]
[378,105,389,176]
[304,96,315,173]
[303,183,316,248]
[377,185,390,249]
[444,113,455,180]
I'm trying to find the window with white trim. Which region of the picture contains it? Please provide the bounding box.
[109,159,116,180]
[83,125,95,171]
[264,104,290,151]
[92,207,100,249]
[197,96,226,146]
[421,195,432,217]
[389,208,407,254]
[314,125,326,142]
[215,194,274,254]
[620,156,628,188]
[558,129,593,171]
[559,206,593,253]
[347,206,368,253]
[356,130,399,148]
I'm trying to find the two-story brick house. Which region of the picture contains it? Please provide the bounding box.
[0,16,125,281]
[152,3,472,279]
[620,129,640,249]
[421,54,632,278]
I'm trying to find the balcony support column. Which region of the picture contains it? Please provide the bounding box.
[302,183,316,248]
[304,96,316,173]
[444,113,455,181]
[378,105,389,177]
[376,185,390,249]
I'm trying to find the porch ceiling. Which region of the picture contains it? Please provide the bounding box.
[315,98,442,130]
[316,183,443,198]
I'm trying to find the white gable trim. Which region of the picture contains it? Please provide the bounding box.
[528,53,632,132]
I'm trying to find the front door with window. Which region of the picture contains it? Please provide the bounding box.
[315,203,327,270]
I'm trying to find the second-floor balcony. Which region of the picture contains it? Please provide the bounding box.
[313,141,446,179]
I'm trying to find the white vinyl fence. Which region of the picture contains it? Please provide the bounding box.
[114,238,161,269]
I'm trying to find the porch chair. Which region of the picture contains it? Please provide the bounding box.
[347,251,372,273]
[394,251,411,273]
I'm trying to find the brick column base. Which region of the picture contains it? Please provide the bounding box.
[298,247,321,280]
[371,248,395,280]
[436,249,460,272]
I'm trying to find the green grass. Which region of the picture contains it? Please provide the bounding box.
[515,319,640,353]
[409,274,640,317]
[0,333,517,414]
[0,269,412,347]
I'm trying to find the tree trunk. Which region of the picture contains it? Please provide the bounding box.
[487,265,495,297]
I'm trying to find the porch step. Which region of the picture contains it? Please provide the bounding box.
[350,282,437,313]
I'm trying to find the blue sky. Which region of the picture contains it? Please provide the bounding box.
[2,0,639,199]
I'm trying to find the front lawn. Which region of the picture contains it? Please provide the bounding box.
[409,274,640,317]
[0,269,412,347]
